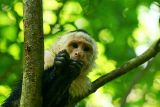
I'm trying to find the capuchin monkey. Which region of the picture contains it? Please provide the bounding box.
[2,30,97,107]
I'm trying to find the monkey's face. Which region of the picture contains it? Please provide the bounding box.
[67,38,93,70]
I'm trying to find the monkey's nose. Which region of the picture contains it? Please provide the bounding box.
[74,52,82,58]
[75,52,80,56]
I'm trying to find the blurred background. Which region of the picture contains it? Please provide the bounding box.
[0,0,160,107]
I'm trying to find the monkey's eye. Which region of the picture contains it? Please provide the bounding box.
[83,46,90,52]
[72,43,78,48]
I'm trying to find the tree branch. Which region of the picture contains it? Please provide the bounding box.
[120,60,153,107]
[78,39,160,101]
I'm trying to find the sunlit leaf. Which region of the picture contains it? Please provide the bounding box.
[7,44,20,60]
[43,0,62,10]
[60,1,82,24]
[43,11,57,24]
[17,31,24,43]
[43,23,51,35]
[14,2,23,16]
[1,26,17,41]
[0,12,15,26]
[0,85,11,104]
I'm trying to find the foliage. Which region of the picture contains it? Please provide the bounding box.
[0,0,159,107]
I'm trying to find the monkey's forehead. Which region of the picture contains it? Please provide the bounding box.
[66,32,95,44]
[69,29,89,35]
[68,37,92,45]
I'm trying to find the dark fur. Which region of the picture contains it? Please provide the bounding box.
[2,50,82,107]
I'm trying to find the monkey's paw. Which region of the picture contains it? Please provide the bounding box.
[54,50,70,68]
[69,59,83,77]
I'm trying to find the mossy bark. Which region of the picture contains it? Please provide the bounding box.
[20,0,43,107]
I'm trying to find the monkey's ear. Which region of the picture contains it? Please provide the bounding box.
[69,29,90,35]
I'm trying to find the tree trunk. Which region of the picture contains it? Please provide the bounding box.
[20,0,43,107]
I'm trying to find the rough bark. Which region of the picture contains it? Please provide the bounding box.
[20,0,43,107]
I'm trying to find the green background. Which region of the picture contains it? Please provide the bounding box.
[0,0,160,107]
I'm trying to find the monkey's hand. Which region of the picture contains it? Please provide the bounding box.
[69,59,83,78]
[54,50,70,68]
[43,50,70,87]
[52,50,70,76]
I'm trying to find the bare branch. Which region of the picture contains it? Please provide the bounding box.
[77,39,160,102]
[120,60,153,107]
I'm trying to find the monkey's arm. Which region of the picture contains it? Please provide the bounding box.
[1,50,82,107]
[1,80,22,107]
[43,50,83,107]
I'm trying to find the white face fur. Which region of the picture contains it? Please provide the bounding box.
[45,31,97,73]
[64,31,97,72]
[67,37,93,68]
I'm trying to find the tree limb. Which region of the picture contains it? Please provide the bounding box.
[78,39,160,101]
[120,60,153,107]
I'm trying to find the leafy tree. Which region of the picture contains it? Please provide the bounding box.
[0,0,159,107]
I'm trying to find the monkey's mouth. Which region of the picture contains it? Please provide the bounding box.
[71,58,84,65]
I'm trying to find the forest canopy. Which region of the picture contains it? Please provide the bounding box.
[0,0,160,107]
